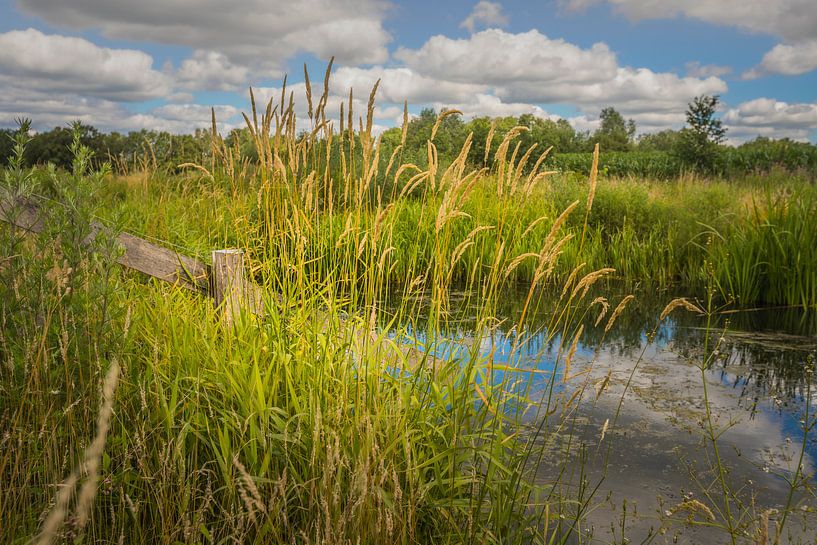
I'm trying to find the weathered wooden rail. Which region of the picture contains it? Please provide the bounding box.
[1,195,441,368]
[0,196,261,324]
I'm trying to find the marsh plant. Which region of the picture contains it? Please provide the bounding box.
[1,64,815,545]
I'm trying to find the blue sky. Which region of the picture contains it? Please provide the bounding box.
[0,0,815,142]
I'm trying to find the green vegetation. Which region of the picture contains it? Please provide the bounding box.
[99,160,817,309]
[675,94,727,173]
[2,73,816,545]
[5,96,817,180]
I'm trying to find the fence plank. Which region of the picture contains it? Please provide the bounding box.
[0,196,46,233]
[116,232,209,292]
[2,197,445,364]
[1,196,209,293]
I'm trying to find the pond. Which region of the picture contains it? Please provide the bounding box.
[389,288,817,543]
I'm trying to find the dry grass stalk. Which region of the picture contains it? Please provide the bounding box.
[430,109,462,143]
[440,133,473,188]
[377,246,395,274]
[595,370,612,400]
[586,143,600,213]
[347,87,355,152]
[563,324,584,382]
[560,262,587,298]
[510,143,537,195]
[578,143,601,254]
[520,215,549,240]
[35,473,79,545]
[373,203,394,243]
[543,200,579,253]
[421,140,437,193]
[600,418,609,442]
[398,171,429,200]
[454,169,484,210]
[605,295,635,333]
[36,360,121,545]
[590,296,609,326]
[505,140,522,189]
[503,252,539,280]
[177,161,214,181]
[668,499,715,522]
[400,101,409,147]
[493,126,529,197]
[522,170,555,197]
[570,268,615,300]
[435,207,470,234]
[483,120,497,165]
[233,456,266,522]
[303,63,314,121]
[523,146,553,187]
[393,163,421,187]
[450,226,494,272]
[383,145,403,182]
[533,234,573,285]
[74,360,121,529]
[659,297,705,322]
[358,137,381,206]
[314,57,334,124]
[339,101,345,138]
[754,509,781,545]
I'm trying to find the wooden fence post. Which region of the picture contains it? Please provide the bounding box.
[212,249,245,326]
[2,196,265,318]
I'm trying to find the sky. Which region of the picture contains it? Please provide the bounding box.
[0,0,815,143]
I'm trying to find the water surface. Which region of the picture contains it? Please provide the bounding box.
[389,289,817,543]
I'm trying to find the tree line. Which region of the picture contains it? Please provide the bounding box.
[2,96,816,177]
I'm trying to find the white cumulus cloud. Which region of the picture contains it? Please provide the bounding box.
[332,66,487,105]
[460,1,509,33]
[562,0,817,78]
[17,0,392,74]
[0,87,241,134]
[176,50,250,91]
[395,29,619,86]
[352,29,728,132]
[743,40,817,79]
[0,28,171,101]
[722,98,817,141]
[685,62,732,78]
[561,0,816,42]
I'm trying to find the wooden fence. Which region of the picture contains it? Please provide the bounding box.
[0,195,262,324]
[1,195,444,370]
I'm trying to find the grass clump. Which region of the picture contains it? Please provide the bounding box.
[1,82,612,544]
[2,64,816,545]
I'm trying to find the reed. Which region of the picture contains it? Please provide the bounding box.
[1,81,612,544]
[2,64,815,545]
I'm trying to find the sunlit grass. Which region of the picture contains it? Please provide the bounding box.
[1,65,816,545]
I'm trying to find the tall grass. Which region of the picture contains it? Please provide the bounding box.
[1,79,621,544]
[2,63,815,545]
[108,173,817,309]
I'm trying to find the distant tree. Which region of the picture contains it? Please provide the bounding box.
[0,128,15,166]
[593,107,635,151]
[464,115,520,166]
[225,127,258,162]
[26,122,105,169]
[403,108,437,157]
[675,95,726,172]
[517,114,583,154]
[637,129,682,152]
[464,116,492,165]
[403,108,466,166]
